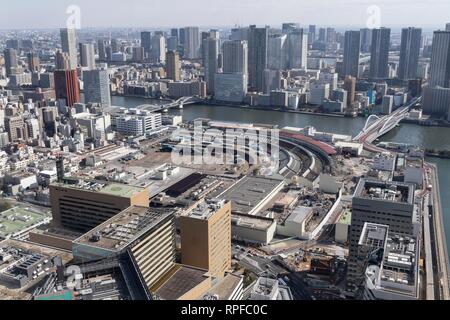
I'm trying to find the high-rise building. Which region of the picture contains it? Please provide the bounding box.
[184,26,200,59]
[422,86,450,117]
[282,23,300,34]
[318,28,327,42]
[369,28,391,79]
[141,31,152,59]
[97,39,108,61]
[166,50,181,81]
[171,28,179,39]
[79,43,96,70]
[429,31,450,88]
[55,51,70,70]
[446,23,450,31]
[180,199,232,279]
[4,48,18,76]
[132,46,145,62]
[248,25,269,92]
[111,39,120,53]
[343,31,361,78]
[230,27,249,41]
[27,52,40,72]
[167,36,178,51]
[83,69,111,106]
[360,28,372,53]
[287,29,308,69]
[202,37,219,94]
[222,40,248,76]
[150,34,166,63]
[267,34,287,70]
[50,180,149,233]
[326,28,336,43]
[343,75,356,106]
[398,28,422,80]
[60,28,78,70]
[347,179,417,289]
[5,115,27,142]
[54,69,80,107]
[308,25,316,45]
[215,73,247,103]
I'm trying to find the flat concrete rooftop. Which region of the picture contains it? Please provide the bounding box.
[220,175,284,215]
[52,180,146,198]
[0,207,51,239]
[74,206,173,251]
[150,265,209,300]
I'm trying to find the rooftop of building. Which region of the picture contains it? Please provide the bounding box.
[366,232,419,297]
[183,199,229,220]
[285,206,314,225]
[354,179,414,204]
[219,175,284,215]
[74,206,173,251]
[150,264,210,300]
[202,273,243,300]
[359,223,389,248]
[337,209,352,226]
[51,180,147,198]
[231,213,276,231]
[0,207,51,239]
[381,234,418,287]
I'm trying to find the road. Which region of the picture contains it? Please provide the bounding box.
[428,163,450,299]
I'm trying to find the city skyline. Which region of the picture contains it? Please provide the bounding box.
[2,0,450,30]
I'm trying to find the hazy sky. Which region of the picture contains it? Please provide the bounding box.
[1,0,450,29]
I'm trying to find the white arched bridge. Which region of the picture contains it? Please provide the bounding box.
[138,96,204,112]
[353,96,422,152]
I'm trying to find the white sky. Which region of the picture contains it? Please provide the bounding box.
[1,0,449,29]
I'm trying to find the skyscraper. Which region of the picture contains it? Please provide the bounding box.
[184,26,200,59]
[79,43,96,70]
[132,47,145,62]
[360,28,372,53]
[369,28,391,79]
[83,69,111,106]
[446,23,450,31]
[150,33,166,63]
[343,31,361,78]
[166,50,181,81]
[398,27,422,80]
[98,39,108,61]
[347,179,417,289]
[141,31,152,59]
[429,31,450,88]
[248,25,269,92]
[4,48,18,76]
[318,28,327,42]
[282,23,300,34]
[222,40,248,76]
[27,52,40,72]
[287,28,308,69]
[308,25,316,45]
[54,69,80,107]
[267,34,288,70]
[60,28,78,70]
[55,50,70,70]
[202,37,219,94]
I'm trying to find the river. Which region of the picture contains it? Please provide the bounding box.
[110,96,450,264]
